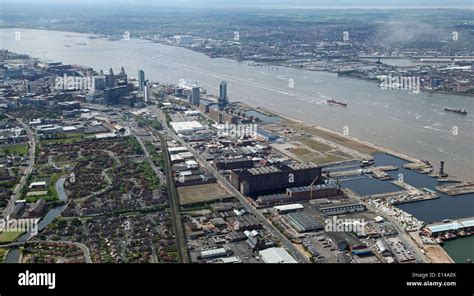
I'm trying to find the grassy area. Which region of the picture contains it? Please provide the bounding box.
[135,116,162,131]
[144,141,165,168]
[136,162,159,190]
[0,143,29,156]
[0,179,19,191]
[291,147,313,158]
[25,174,59,202]
[128,137,143,155]
[0,248,7,262]
[300,138,332,153]
[0,231,22,243]
[40,133,87,146]
[283,119,379,154]
[178,183,231,205]
[291,146,346,164]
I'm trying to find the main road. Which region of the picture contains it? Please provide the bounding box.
[2,116,36,219]
[127,119,190,263]
[149,106,309,263]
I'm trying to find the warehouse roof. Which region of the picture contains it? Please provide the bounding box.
[259,247,297,264]
[274,204,304,212]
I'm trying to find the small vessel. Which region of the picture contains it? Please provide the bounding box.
[458,230,472,237]
[435,237,444,245]
[360,160,374,167]
[64,45,71,47]
[440,232,457,241]
[444,107,467,115]
[327,98,347,107]
[76,42,87,46]
[442,219,452,223]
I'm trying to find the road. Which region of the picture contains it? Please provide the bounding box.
[2,117,36,219]
[133,132,166,184]
[2,240,92,263]
[131,123,189,263]
[73,241,92,263]
[150,106,309,263]
[345,189,426,263]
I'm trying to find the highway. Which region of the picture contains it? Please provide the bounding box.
[2,117,36,219]
[149,106,309,263]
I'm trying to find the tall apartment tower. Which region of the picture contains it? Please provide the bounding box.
[138,70,145,91]
[144,80,150,103]
[218,81,228,109]
[191,86,200,105]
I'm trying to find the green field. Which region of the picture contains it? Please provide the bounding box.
[40,133,87,146]
[25,174,59,202]
[178,183,231,205]
[0,248,7,263]
[0,231,22,243]
[0,143,29,156]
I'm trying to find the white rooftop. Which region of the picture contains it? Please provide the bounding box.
[170,121,204,134]
[274,204,304,212]
[259,247,297,264]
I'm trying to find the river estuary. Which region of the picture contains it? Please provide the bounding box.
[0,28,472,262]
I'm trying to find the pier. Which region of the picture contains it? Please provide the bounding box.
[436,181,474,196]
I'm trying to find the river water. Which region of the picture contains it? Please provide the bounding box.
[1,28,473,180]
[339,153,474,262]
[4,177,68,263]
[1,28,473,262]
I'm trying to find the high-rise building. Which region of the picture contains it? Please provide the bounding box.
[103,85,129,105]
[144,80,150,103]
[105,68,117,88]
[138,70,145,91]
[191,86,200,105]
[218,81,228,109]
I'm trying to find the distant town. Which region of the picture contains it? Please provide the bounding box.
[3,5,473,96]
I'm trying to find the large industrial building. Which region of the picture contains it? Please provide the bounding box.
[230,163,322,195]
[258,247,297,263]
[318,200,367,216]
[256,181,342,207]
[286,211,324,232]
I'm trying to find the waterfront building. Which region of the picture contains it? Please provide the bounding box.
[230,163,322,195]
[191,86,200,105]
[138,70,145,91]
[144,80,150,102]
[105,68,117,88]
[218,81,228,109]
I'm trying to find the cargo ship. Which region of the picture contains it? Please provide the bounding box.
[444,107,467,115]
[327,98,347,107]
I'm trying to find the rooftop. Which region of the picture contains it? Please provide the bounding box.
[259,247,297,264]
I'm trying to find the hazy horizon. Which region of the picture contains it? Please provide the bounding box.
[1,0,473,9]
